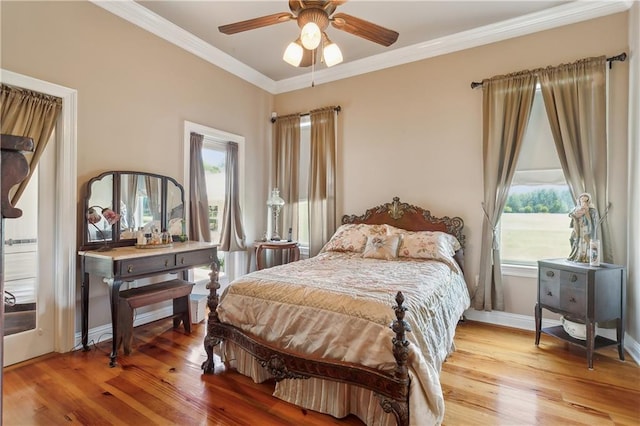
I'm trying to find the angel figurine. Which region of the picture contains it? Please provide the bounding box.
[567,193,599,263]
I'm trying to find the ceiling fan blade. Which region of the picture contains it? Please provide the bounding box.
[331,13,399,47]
[219,12,294,35]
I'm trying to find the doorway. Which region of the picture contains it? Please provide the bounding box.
[3,134,56,365]
[2,70,77,366]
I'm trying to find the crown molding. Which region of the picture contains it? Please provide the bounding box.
[92,0,632,95]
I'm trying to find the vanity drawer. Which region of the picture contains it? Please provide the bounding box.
[539,267,560,308]
[176,248,217,269]
[559,270,586,315]
[118,254,176,277]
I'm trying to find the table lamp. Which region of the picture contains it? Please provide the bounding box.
[266,188,285,241]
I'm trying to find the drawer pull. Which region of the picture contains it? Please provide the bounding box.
[164,259,169,267]
[571,274,578,282]
[546,271,555,278]
[570,297,576,303]
[180,257,185,265]
[546,291,553,297]
[127,265,133,273]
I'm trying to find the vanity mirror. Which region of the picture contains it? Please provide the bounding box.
[81,171,185,250]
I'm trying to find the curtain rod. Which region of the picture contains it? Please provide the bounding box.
[270,106,341,123]
[470,52,627,89]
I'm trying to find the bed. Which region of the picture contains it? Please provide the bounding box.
[201,197,470,425]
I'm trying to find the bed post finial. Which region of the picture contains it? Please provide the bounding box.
[392,291,411,382]
[380,291,411,425]
[201,257,221,374]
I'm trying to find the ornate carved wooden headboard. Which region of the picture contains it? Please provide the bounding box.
[341,197,465,271]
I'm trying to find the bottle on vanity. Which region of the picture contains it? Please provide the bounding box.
[136,227,146,245]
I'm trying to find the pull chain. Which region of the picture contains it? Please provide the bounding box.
[311,47,316,87]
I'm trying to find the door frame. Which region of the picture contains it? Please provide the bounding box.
[1,69,78,353]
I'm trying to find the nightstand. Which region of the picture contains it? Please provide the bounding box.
[251,240,300,271]
[535,258,626,369]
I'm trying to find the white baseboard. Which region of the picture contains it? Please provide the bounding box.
[463,309,640,366]
[74,306,174,350]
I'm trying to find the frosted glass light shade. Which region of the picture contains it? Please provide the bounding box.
[267,188,285,209]
[300,22,321,50]
[323,42,343,67]
[283,41,303,66]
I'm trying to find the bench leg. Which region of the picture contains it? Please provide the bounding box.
[173,295,191,334]
[118,299,135,355]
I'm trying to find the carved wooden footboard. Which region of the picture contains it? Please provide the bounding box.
[202,269,412,425]
[200,197,465,426]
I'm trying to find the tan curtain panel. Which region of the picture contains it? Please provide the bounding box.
[0,84,62,204]
[308,107,338,257]
[219,142,246,252]
[476,72,537,311]
[539,56,613,262]
[273,114,300,241]
[189,132,211,242]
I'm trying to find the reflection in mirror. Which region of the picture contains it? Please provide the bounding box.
[120,173,138,238]
[119,174,163,239]
[142,175,162,233]
[167,180,184,236]
[86,174,113,242]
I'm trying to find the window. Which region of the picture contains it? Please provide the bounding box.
[202,139,227,265]
[499,88,573,266]
[184,121,246,284]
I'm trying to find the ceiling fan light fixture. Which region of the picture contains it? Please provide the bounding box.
[322,34,343,67]
[283,39,304,67]
[300,22,321,50]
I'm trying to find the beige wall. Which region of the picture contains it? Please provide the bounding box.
[274,13,631,322]
[1,1,273,329]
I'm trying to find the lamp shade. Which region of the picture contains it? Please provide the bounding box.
[283,40,303,67]
[300,22,321,50]
[322,34,343,67]
[267,188,285,209]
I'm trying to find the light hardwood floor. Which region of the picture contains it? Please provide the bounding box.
[3,319,639,425]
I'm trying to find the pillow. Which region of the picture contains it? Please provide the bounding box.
[395,230,460,259]
[386,225,461,254]
[321,223,389,253]
[362,234,401,260]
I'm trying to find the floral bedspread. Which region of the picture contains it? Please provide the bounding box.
[216,251,470,425]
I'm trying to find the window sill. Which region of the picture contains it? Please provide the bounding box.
[501,263,538,278]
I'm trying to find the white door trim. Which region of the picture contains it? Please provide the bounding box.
[1,69,78,353]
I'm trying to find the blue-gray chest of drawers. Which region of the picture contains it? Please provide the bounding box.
[535,258,625,369]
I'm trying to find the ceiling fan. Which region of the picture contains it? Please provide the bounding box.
[218,0,399,68]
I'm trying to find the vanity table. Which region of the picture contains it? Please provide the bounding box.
[79,170,218,367]
[79,241,218,367]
